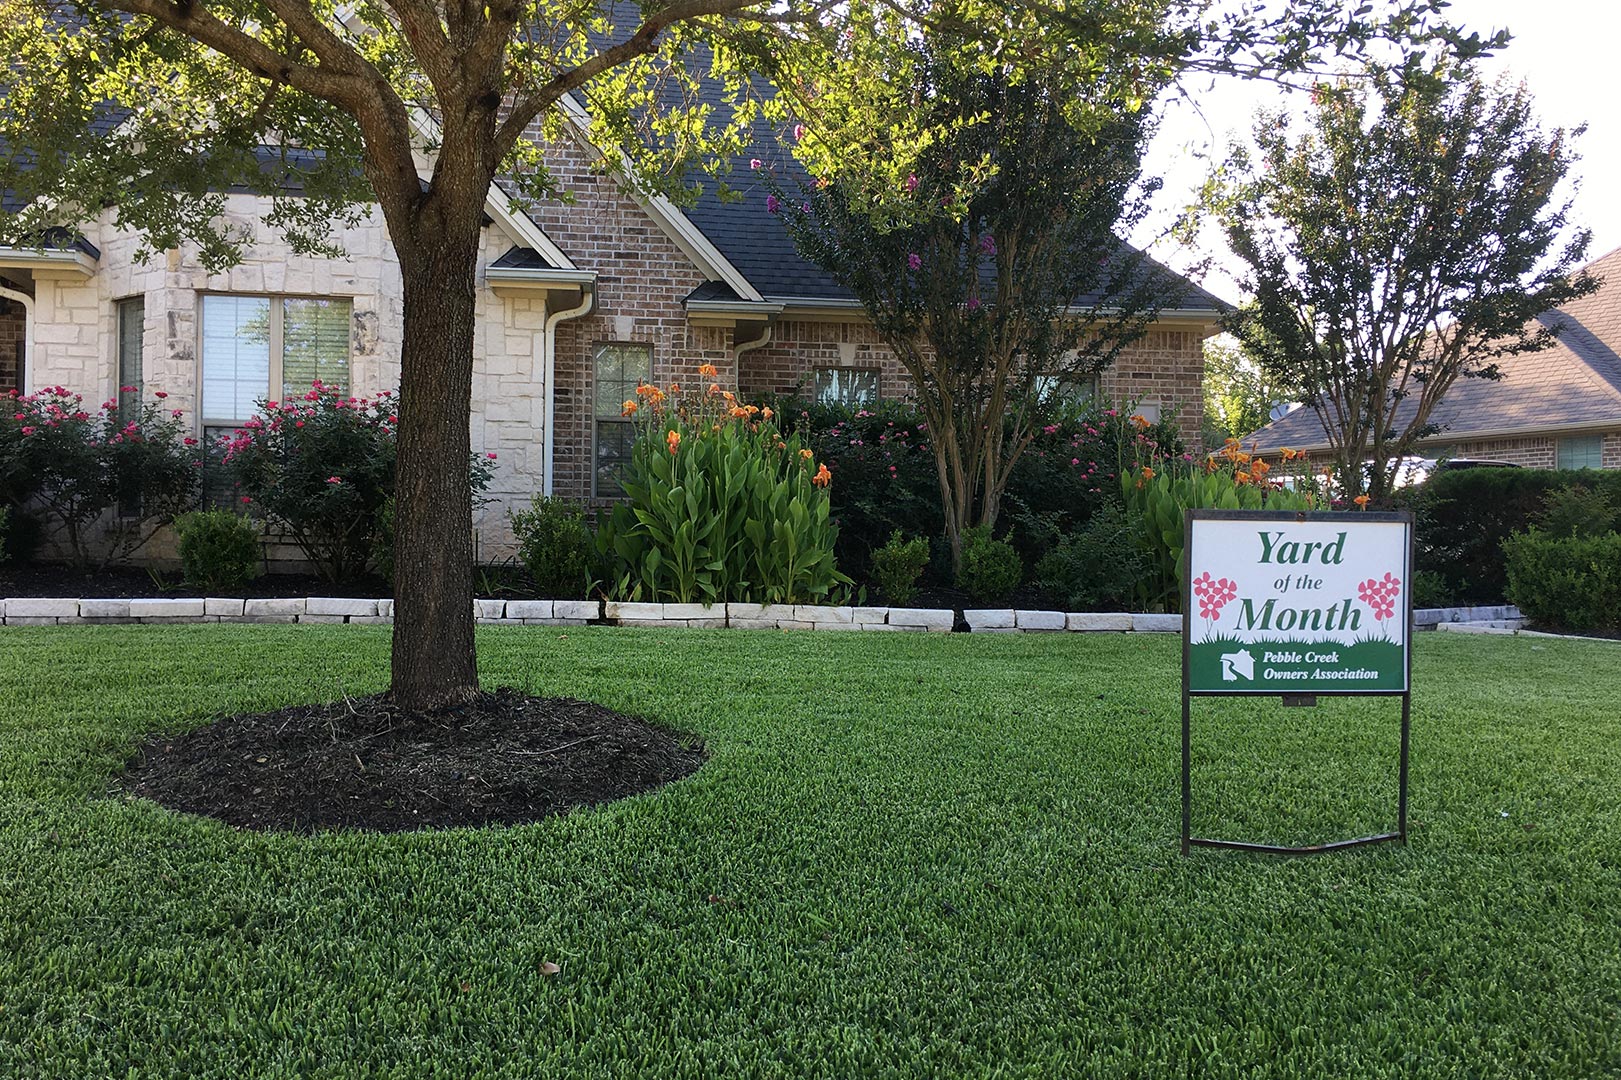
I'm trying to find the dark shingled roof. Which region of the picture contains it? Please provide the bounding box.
[1242,246,1621,452]
[489,245,559,271]
[673,65,1228,311]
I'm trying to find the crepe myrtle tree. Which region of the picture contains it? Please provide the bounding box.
[1213,67,1598,500]
[768,34,1175,572]
[0,0,1500,708]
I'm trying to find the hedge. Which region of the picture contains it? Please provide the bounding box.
[1503,530,1621,635]
[1410,467,1621,604]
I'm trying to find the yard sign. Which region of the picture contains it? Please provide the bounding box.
[1180,509,1414,855]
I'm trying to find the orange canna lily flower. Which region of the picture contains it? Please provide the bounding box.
[1353,494,1371,508]
[812,463,832,487]
[800,448,815,460]
[669,383,681,395]
[666,429,681,454]
[1235,470,1252,484]
[698,363,718,378]
[762,407,773,420]
[1140,466,1155,481]
[708,383,722,396]
[1281,447,1299,461]
[1131,414,1150,429]
[621,400,638,417]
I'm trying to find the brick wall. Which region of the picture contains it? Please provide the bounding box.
[0,298,22,394]
[738,318,1208,450]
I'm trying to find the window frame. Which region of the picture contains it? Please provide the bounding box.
[812,365,881,409]
[115,295,145,401]
[1556,433,1604,470]
[196,292,354,430]
[591,341,654,499]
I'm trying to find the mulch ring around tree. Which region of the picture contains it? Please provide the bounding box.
[120,689,706,833]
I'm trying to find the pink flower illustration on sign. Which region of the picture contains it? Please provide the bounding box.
[1357,572,1402,622]
[1191,572,1238,624]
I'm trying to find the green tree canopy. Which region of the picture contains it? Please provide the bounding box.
[1214,66,1596,499]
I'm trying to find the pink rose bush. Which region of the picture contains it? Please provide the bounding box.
[0,386,196,567]
[220,382,493,583]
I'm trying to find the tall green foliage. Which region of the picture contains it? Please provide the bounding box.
[598,384,849,605]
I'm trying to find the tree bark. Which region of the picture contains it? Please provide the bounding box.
[389,230,482,711]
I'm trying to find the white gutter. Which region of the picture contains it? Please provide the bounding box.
[541,284,596,496]
[0,282,32,392]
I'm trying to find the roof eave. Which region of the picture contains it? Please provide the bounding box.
[0,246,96,280]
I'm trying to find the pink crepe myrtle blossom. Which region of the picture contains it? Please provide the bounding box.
[750,158,762,170]
[326,476,343,485]
[904,174,919,193]
[793,124,806,141]
[766,194,781,214]
[907,252,922,270]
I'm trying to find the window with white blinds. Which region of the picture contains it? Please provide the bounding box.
[201,295,351,424]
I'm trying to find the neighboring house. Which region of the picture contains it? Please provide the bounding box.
[0,102,1227,560]
[1243,246,1621,471]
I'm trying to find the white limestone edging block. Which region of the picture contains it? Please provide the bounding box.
[605,600,663,621]
[1132,614,1182,633]
[306,597,378,618]
[129,598,206,619]
[887,608,954,632]
[377,599,394,618]
[1066,612,1133,632]
[474,598,506,620]
[245,598,306,617]
[7,597,79,618]
[1015,610,1066,631]
[964,609,1015,631]
[80,598,133,619]
[204,597,246,617]
[852,607,889,625]
[553,599,600,621]
[795,605,853,625]
[728,603,797,624]
[506,600,554,619]
[664,603,724,621]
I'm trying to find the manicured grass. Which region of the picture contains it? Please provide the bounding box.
[1,626,1618,1078]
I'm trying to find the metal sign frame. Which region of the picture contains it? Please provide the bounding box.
[1180,508,1414,856]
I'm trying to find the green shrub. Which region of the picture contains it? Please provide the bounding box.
[221,384,493,583]
[0,505,8,567]
[871,530,930,605]
[372,497,396,585]
[1412,467,1621,603]
[597,382,851,604]
[1410,570,1456,610]
[1034,503,1145,612]
[957,525,1021,603]
[1503,530,1621,634]
[173,510,261,591]
[510,496,594,599]
[1537,485,1617,538]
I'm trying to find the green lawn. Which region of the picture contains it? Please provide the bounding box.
[1,626,1618,1078]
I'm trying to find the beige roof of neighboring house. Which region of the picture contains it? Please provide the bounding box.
[1244,246,1621,452]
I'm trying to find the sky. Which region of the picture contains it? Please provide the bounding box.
[1131,0,1621,302]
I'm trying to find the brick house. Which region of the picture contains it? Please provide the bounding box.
[0,107,1225,559]
[1243,246,1621,471]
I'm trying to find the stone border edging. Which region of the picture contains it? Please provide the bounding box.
[0,598,1523,633]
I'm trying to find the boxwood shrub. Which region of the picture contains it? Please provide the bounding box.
[1503,530,1621,634]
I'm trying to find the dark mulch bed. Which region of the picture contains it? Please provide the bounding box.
[120,689,706,833]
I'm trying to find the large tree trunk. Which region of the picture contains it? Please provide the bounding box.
[390,232,482,711]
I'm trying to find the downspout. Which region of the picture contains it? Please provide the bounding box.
[541,284,595,497]
[733,319,774,371]
[0,282,34,393]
